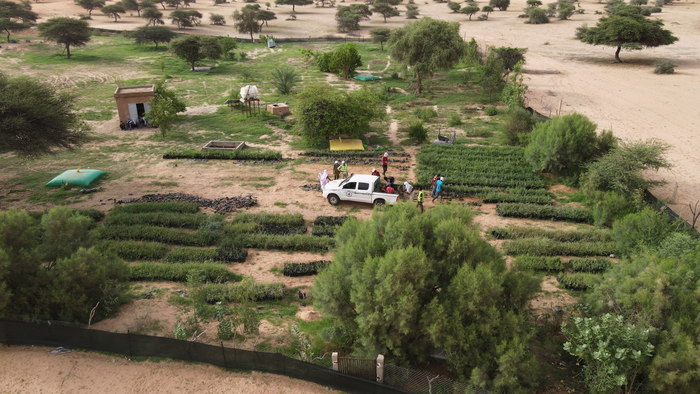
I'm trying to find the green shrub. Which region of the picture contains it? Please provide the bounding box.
[526,6,550,23]
[503,107,538,146]
[414,107,438,121]
[162,149,282,161]
[232,212,305,227]
[514,255,567,272]
[98,240,170,261]
[484,106,498,116]
[491,226,611,242]
[312,225,338,237]
[591,191,633,228]
[482,192,552,205]
[283,261,331,276]
[313,216,348,226]
[104,212,207,229]
[217,248,249,262]
[98,225,219,246]
[164,246,248,263]
[76,209,106,222]
[654,60,676,74]
[569,257,612,273]
[656,232,700,257]
[199,282,285,303]
[129,263,241,282]
[503,238,615,256]
[612,208,675,256]
[447,113,463,126]
[496,203,594,223]
[227,233,334,252]
[557,272,599,290]
[111,202,200,215]
[408,122,429,142]
[271,66,299,95]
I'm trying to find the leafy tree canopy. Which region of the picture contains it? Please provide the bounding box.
[0,0,38,42]
[489,0,509,11]
[372,0,400,22]
[101,4,126,22]
[74,0,106,16]
[294,84,384,143]
[335,4,371,32]
[369,27,391,51]
[142,6,164,25]
[388,17,465,94]
[274,0,312,11]
[314,204,541,391]
[38,17,91,59]
[330,42,362,79]
[169,9,202,29]
[170,34,221,71]
[146,82,186,136]
[132,25,176,48]
[579,12,678,62]
[492,46,527,71]
[233,5,260,42]
[0,73,85,157]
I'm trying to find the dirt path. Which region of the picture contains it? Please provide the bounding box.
[0,346,338,394]
[385,106,400,146]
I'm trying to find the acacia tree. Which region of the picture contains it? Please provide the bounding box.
[331,42,362,79]
[0,73,86,157]
[294,84,384,143]
[146,82,186,136]
[579,13,678,62]
[233,5,260,43]
[74,0,106,16]
[142,6,164,25]
[169,9,202,28]
[170,34,222,71]
[274,0,312,12]
[132,25,176,48]
[314,204,541,391]
[121,0,153,16]
[38,17,91,59]
[335,4,372,32]
[369,27,391,51]
[460,5,480,20]
[0,0,38,42]
[372,0,400,22]
[101,4,126,22]
[389,18,464,94]
[256,9,276,30]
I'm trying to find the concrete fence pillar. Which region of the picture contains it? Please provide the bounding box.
[376,354,384,384]
[332,352,339,371]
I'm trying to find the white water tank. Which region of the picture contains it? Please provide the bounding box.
[240,85,259,101]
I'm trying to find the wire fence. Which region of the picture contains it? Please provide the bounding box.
[0,320,411,394]
[385,364,496,394]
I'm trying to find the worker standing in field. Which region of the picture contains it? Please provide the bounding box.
[416,188,425,213]
[432,177,444,203]
[403,181,414,201]
[382,152,389,175]
[333,160,340,180]
[339,161,348,178]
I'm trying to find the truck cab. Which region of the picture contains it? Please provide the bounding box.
[323,175,400,207]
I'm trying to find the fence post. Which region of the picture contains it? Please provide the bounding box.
[127,330,132,359]
[376,354,384,384]
[332,352,339,371]
[221,342,228,369]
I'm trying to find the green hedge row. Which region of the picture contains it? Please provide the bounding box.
[301,150,411,158]
[98,225,219,246]
[232,212,305,227]
[223,233,334,252]
[226,222,307,236]
[513,256,567,273]
[569,258,612,273]
[313,216,348,226]
[111,202,200,215]
[164,247,248,263]
[129,263,241,283]
[98,240,170,261]
[104,212,207,229]
[199,282,286,303]
[491,226,612,243]
[163,149,282,161]
[28,209,106,222]
[482,193,552,205]
[283,261,331,277]
[311,225,337,237]
[503,238,615,256]
[496,203,593,224]
[557,273,600,291]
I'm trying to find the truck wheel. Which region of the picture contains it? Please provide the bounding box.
[374,199,385,210]
[327,194,340,206]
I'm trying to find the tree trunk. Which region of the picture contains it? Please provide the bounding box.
[88,8,93,15]
[416,73,422,95]
[191,59,195,72]
[113,14,118,22]
[614,46,622,63]
[66,44,71,59]
[5,30,10,43]
[155,41,159,49]
[292,4,296,11]
[250,31,254,43]
[383,15,387,22]
[137,9,141,16]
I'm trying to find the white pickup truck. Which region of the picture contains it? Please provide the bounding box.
[323,174,400,208]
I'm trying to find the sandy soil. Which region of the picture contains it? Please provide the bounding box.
[0,345,338,394]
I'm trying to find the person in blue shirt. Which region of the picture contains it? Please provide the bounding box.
[432,177,443,203]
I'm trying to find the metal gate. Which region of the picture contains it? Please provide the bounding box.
[337,356,377,381]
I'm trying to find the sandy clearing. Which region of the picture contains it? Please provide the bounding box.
[0,345,338,394]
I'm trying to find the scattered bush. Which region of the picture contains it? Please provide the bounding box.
[414,107,438,121]
[98,240,170,261]
[503,107,539,146]
[654,60,676,74]
[232,212,305,227]
[526,7,550,24]
[514,255,566,272]
[503,238,616,256]
[98,225,220,246]
[162,149,282,161]
[111,202,200,215]
[199,282,285,303]
[227,233,334,252]
[612,208,675,256]
[591,191,633,228]
[491,226,611,242]
[408,122,429,142]
[271,66,299,95]
[283,261,331,276]
[447,113,463,126]
[484,106,498,116]
[104,212,207,229]
[497,203,594,223]
[129,263,241,282]
[569,257,612,273]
